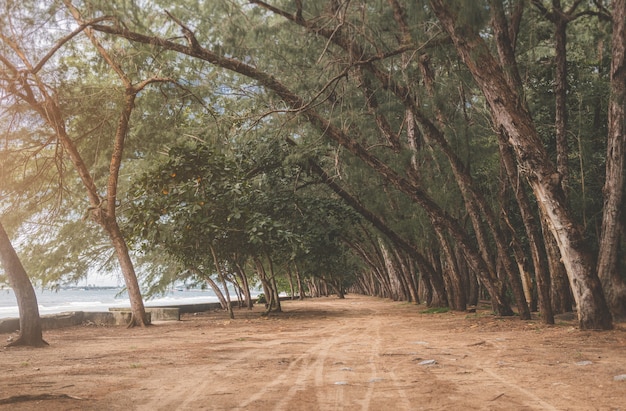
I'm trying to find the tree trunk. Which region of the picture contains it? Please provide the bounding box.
[106,221,148,326]
[597,0,626,318]
[266,255,282,313]
[327,279,346,299]
[467,269,479,308]
[190,267,228,309]
[418,273,434,307]
[435,229,466,311]
[420,247,448,308]
[540,215,573,315]
[235,261,253,309]
[430,0,612,330]
[380,240,404,301]
[346,236,393,299]
[396,250,420,304]
[8,5,160,327]
[207,276,228,310]
[287,265,296,300]
[426,247,449,309]
[554,18,570,195]
[0,222,47,347]
[255,257,275,314]
[228,274,243,308]
[294,263,305,300]
[209,245,233,319]
[307,279,318,298]
[499,133,554,324]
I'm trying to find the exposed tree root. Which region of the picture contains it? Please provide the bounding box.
[126,312,150,328]
[0,393,84,405]
[4,336,49,348]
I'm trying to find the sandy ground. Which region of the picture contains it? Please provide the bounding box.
[1,295,626,411]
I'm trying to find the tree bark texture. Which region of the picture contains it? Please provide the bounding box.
[434,229,466,311]
[499,133,554,323]
[105,220,148,326]
[539,213,574,314]
[597,0,626,318]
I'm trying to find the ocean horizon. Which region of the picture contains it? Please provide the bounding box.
[0,287,227,320]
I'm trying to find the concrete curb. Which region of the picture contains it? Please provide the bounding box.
[0,305,213,333]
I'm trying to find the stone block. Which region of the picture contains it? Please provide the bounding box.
[110,310,152,326]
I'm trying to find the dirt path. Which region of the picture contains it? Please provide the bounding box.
[1,295,626,410]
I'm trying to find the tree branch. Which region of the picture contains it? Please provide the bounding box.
[165,10,201,49]
[32,16,115,74]
[63,1,132,87]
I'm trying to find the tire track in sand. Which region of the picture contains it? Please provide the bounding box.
[137,342,268,410]
[479,366,559,410]
[355,313,412,411]
[423,337,560,410]
[236,322,362,410]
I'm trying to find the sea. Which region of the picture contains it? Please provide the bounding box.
[0,287,224,320]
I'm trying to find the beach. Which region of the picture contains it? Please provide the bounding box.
[1,295,625,410]
[0,287,224,320]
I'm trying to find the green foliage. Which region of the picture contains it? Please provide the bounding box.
[124,131,364,293]
[1,0,622,312]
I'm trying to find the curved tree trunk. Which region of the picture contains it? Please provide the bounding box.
[346,233,394,299]
[267,256,282,313]
[420,247,448,308]
[426,247,450,309]
[327,279,346,299]
[380,240,404,301]
[210,245,234,319]
[190,267,228,309]
[0,221,47,347]
[255,257,276,314]
[229,276,244,308]
[435,229,466,311]
[106,221,148,326]
[234,260,253,309]
[395,250,420,304]
[307,279,319,298]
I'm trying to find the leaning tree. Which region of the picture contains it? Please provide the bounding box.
[0,221,46,347]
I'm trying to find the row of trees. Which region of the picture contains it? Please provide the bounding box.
[1,0,625,345]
